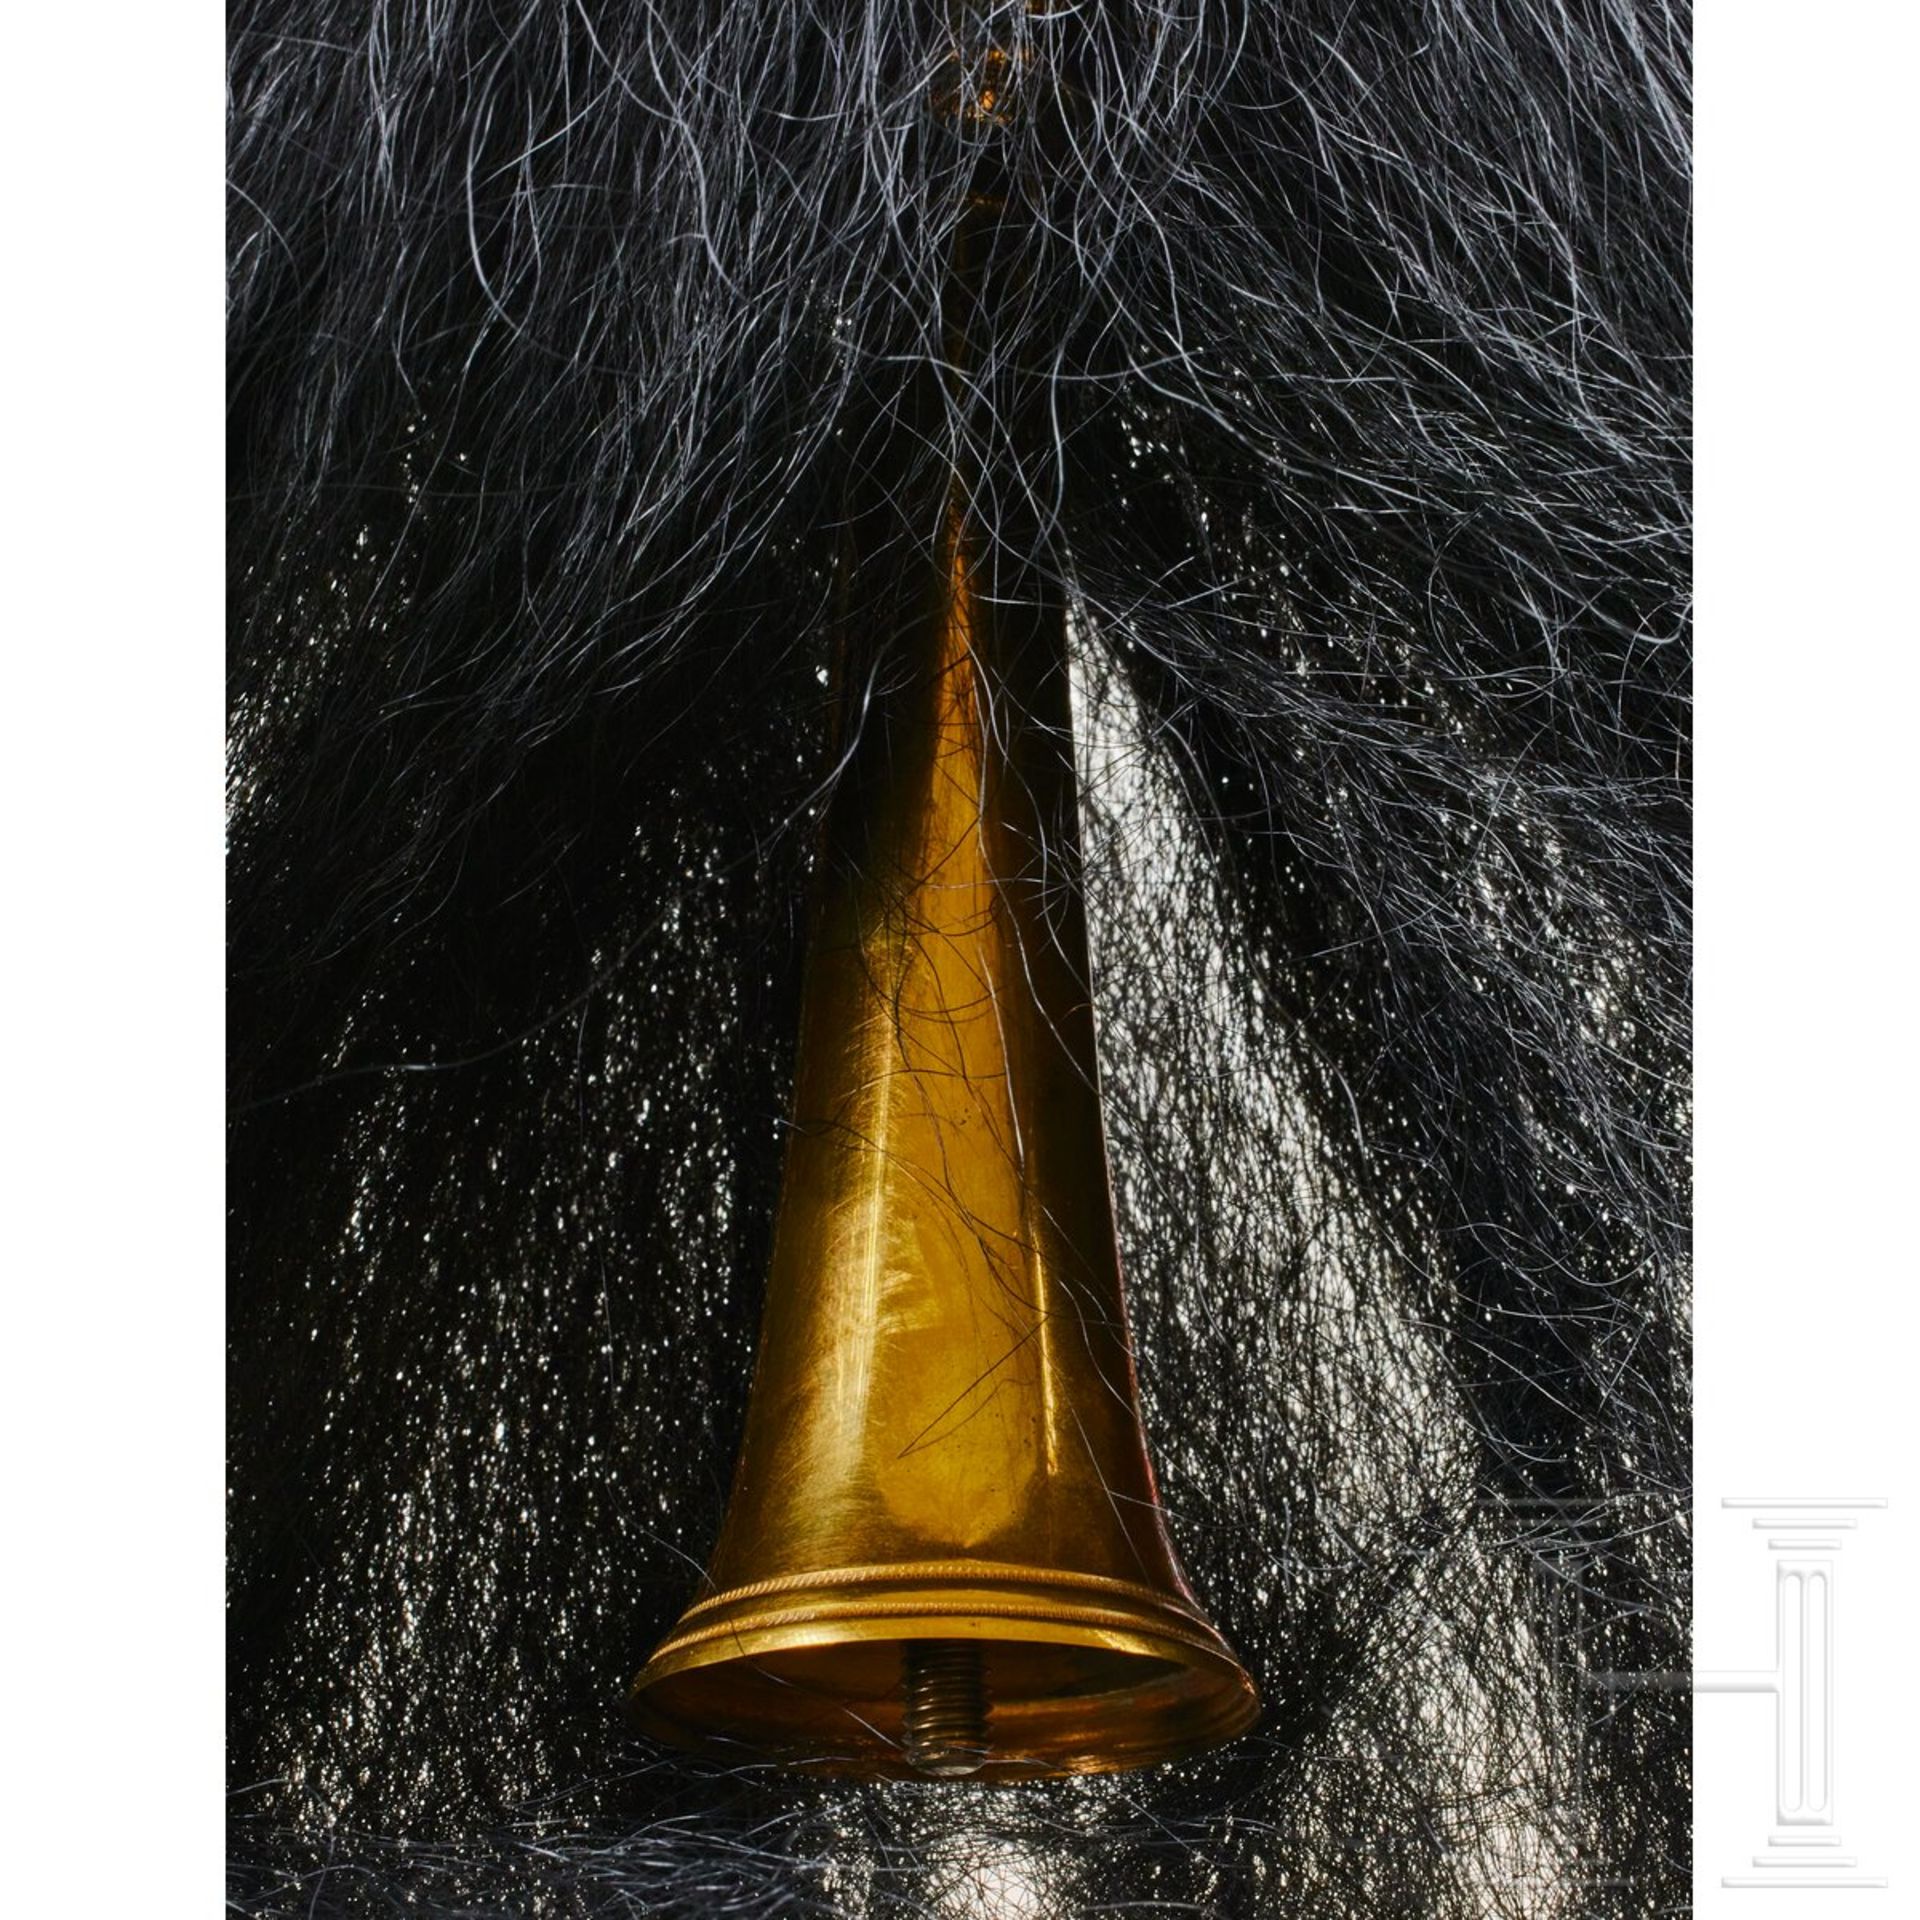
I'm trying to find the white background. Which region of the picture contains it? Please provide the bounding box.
[6,0,1916,1910]
[1696,2,1918,1910]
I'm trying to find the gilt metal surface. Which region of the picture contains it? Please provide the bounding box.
[629,493,1259,1776]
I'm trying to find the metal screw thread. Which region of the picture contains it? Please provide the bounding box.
[902,1639,991,1777]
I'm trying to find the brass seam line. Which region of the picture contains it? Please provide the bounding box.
[648,1597,1237,1665]
[673,1558,1212,1619]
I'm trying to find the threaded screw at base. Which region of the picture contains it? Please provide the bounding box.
[902,1639,991,1777]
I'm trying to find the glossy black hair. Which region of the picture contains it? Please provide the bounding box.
[229,3,1690,1912]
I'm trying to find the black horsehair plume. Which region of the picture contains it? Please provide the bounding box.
[229,2,1689,1915]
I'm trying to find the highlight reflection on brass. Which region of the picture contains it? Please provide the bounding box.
[629,3,1254,1777]
[627,489,1260,1778]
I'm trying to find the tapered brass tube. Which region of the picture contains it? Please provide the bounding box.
[627,19,1257,1779]
[627,478,1259,1777]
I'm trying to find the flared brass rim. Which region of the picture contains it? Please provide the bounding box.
[630,1620,1259,1781]
[628,1560,1260,1781]
[667,1557,1223,1629]
[637,1557,1237,1677]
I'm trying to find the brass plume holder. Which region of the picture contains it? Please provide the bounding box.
[628,22,1258,1782]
